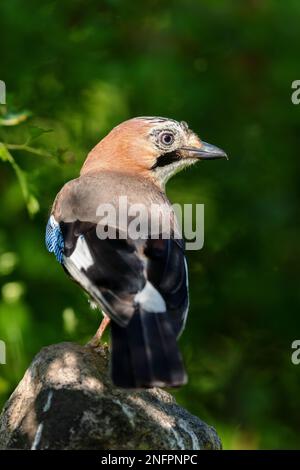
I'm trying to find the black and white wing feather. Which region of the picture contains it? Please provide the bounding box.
[46,182,189,388]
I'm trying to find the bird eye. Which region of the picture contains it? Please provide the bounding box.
[160,132,175,146]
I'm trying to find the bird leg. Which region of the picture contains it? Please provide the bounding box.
[87,314,111,348]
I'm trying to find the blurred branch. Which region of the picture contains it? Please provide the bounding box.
[0,143,40,216]
[4,142,55,159]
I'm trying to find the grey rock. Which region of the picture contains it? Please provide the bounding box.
[0,342,221,450]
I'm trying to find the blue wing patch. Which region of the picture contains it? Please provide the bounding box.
[45,216,64,264]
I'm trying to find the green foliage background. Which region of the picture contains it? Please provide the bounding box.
[0,0,299,449]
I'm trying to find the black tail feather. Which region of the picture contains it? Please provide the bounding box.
[109,318,135,388]
[110,309,187,388]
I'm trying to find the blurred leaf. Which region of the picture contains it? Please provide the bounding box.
[0,143,39,215]
[63,308,78,335]
[27,194,40,216]
[55,147,69,163]
[0,252,18,276]
[2,282,25,304]
[0,110,31,126]
[0,142,11,162]
[0,378,10,395]
[26,126,53,143]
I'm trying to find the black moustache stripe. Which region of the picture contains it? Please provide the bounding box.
[151,151,181,169]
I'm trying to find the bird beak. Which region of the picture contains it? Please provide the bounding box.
[180,141,228,160]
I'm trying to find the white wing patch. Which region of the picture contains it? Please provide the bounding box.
[135,281,166,313]
[63,235,133,325]
[63,234,168,321]
[63,236,107,309]
[69,235,94,271]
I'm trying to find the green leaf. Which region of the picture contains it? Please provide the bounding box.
[27,126,53,143]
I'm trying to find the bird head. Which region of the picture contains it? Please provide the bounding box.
[81,116,228,187]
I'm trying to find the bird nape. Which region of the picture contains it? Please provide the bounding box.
[45,116,227,388]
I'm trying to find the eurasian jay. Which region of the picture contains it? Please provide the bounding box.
[46,116,227,388]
